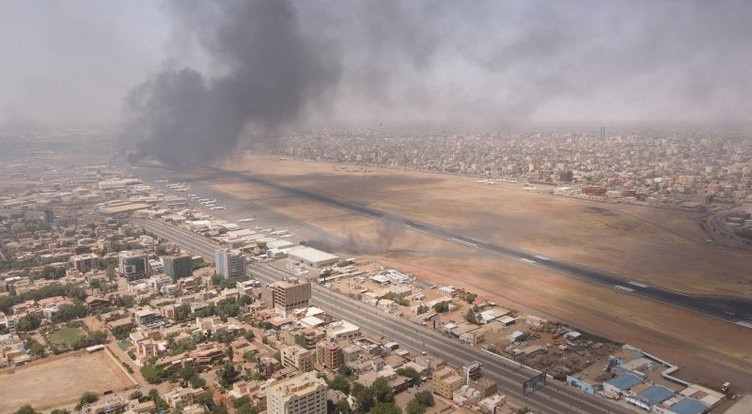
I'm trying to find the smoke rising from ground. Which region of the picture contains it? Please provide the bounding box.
[122,0,339,165]
[4,2,750,157]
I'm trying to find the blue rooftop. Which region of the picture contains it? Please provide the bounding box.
[638,384,674,406]
[669,398,706,414]
[604,372,643,390]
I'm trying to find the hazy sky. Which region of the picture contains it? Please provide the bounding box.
[2,0,751,129]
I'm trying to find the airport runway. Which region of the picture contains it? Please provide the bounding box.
[132,218,637,414]
[212,168,752,329]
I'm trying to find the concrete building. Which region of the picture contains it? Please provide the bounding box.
[267,372,327,414]
[164,254,193,281]
[287,247,339,268]
[281,345,315,372]
[433,367,464,399]
[317,342,344,370]
[119,251,149,281]
[270,280,311,316]
[70,253,99,274]
[215,249,246,278]
[326,320,360,341]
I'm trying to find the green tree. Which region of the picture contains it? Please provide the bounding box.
[406,400,424,414]
[329,375,351,394]
[413,391,434,407]
[371,377,394,404]
[330,400,351,414]
[465,293,477,303]
[351,383,374,414]
[76,392,98,410]
[217,362,240,388]
[432,301,449,313]
[370,403,401,414]
[395,367,420,385]
[26,339,45,357]
[14,405,39,414]
[16,314,41,332]
[129,391,144,401]
[416,305,429,315]
[141,363,165,384]
[464,308,478,325]
[337,365,353,377]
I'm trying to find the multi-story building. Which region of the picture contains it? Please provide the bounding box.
[70,253,99,274]
[270,280,311,316]
[163,254,193,281]
[215,249,246,278]
[316,342,344,370]
[281,345,315,372]
[433,367,464,399]
[119,251,149,281]
[267,372,327,414]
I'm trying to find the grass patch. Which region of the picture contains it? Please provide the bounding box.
[48,327,87,348]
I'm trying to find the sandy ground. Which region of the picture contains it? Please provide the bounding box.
[0,351,135,413]
[175,155,752,390]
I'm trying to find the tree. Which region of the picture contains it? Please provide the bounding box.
[337,365,353,377]
[517,408,530,414]
[330,400,351,414]
[351,383,374,414]
[329,375,351,394]
[50,410,70,414]
[465,293,477,303]
[370,403,401,414]
[217,362,240,388]
[16,314,41,332]
[26,339,45,357]
[413,391,434,407]
[371,377,394,404]
[395,367,420,385]
[173,303,192,322]
[14,405,39,414]
[406,400,424,414]
[464,308,478,325]
[432,301,449,313]
[416,305,429,315]
[77,392,98,410]
[129,391,144,401]
[141,363,166,384]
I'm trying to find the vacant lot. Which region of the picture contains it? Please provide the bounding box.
[47,327,86,348]
[0,351,135,413]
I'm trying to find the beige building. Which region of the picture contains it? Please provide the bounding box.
[271,280,311,316]
[316,342,344,370]
[433,367,464,399]
[281,345,315,372]
[267,372,327,414]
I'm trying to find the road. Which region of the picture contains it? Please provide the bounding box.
[133,218,637,414]
[205,168,752,329]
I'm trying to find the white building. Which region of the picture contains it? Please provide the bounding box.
[267,372,327,414]
[326,320,360,341]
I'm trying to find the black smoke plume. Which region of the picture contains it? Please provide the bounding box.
[123,0,339,166]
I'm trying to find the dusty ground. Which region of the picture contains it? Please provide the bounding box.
[0,351,135,413]
[180,155,752,390]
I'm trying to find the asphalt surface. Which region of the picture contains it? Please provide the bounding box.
[133,218,638,414]
[209,168,752,329]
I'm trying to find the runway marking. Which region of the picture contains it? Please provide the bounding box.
[519,258,537,264]
[614,285,635,292]
[451,237,478,247]
[736,321,752,329]
[627,281,648,288]
[534,255,550,261]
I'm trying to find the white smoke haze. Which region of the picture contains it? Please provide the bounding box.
[1,0,751,159]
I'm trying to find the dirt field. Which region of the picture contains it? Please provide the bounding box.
[176,155,752,389]
[0,351,136,413]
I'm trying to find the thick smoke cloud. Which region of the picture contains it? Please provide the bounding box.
[123,0,338,165]
[119,0,752,164]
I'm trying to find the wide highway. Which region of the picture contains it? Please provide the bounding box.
[209,168,752,329]
[133,218,637,414]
